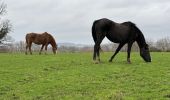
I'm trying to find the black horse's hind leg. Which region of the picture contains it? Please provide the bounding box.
[39,44,45,55]
[93,41,102,63]
[109,43,125,62]
[127,42,134,63]
[93,33,105,63]
[93,45,97,60]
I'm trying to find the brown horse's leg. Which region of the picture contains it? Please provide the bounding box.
[29,43,32,55]
[25,44,28,55]
[109,43,125,62]
[45,44,48,55]
[39,45,45,55]
[127,42,134,64]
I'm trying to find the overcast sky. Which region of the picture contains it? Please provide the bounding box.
[4,0,170,44]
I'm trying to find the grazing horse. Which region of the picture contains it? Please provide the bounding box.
[25,32,57,55]
[92,18,151,63]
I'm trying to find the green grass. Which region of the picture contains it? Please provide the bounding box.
[0,52,170,100]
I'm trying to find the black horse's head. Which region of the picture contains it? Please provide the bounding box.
[140,44,151,62]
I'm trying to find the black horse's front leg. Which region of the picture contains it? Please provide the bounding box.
[109,43,125,62]
[127,42,133,63]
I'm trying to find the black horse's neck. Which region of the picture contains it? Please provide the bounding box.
[133,25,147,49]
[136,32,147,49]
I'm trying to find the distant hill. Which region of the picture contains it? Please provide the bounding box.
[58,42,91,48]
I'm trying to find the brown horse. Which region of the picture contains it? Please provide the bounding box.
[25,32,57,55]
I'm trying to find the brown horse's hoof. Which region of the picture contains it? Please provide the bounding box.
[127,61,131,64]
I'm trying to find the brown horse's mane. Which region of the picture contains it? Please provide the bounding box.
[46,32,57,48]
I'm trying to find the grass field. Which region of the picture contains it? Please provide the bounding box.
[0,52,170,100]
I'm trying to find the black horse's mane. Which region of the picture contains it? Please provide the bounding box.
[122,21,147,48]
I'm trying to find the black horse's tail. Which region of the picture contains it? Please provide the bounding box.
[92,20,97,43]
[92,20,103,52]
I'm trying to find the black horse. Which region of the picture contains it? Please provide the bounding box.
[92,18,151,63]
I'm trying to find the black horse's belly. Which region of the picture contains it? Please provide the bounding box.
[105,24,130,43]
[106,32,128,43]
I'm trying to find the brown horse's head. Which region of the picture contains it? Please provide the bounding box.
[52,44,57,54]
[49,34,57,54]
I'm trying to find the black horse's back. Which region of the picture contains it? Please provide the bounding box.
[92,18,114,43]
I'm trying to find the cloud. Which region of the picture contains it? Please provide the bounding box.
[5,0,170,44]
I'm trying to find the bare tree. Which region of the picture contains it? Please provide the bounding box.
[0,1,12,43]
[156,37,170,51]
[0,1,6,15]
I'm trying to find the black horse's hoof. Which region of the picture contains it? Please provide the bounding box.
[109,60,112,62]
[93,60,100,64]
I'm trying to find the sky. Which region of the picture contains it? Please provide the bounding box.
[4,0,170,44]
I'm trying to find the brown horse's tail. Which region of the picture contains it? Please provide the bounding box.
[25,34,29,45]
[92,20,102,52]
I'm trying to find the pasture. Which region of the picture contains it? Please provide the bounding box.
[0,52,170,99]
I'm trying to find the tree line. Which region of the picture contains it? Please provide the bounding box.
[0,37,170,53]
